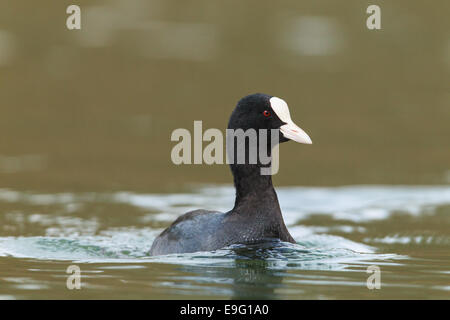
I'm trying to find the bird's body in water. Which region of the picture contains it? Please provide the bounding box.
[150,93,312,256]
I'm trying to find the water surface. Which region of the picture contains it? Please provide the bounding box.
[0,185,448,299]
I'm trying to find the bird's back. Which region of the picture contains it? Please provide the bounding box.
[149,209,226,255]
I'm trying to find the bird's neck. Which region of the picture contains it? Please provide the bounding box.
[230,163,278,211]
[229,163,295,244]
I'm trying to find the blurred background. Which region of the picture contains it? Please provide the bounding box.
[0,0,449,192]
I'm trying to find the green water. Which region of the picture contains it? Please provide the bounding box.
[0,186,449,299]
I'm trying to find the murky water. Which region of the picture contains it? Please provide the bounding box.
[0,185,448,299]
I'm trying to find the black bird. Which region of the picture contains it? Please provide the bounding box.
[150,93,312,256]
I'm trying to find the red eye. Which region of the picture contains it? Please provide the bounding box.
[263,110,271,117]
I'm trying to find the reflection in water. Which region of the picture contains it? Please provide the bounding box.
[165,241,374,300]
[179,258,283,300]
[231,259,280,299]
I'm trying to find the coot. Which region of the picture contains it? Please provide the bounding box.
[150,93,312,256]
